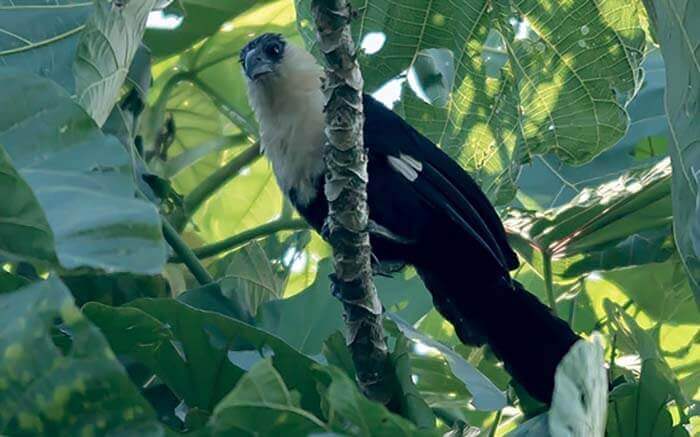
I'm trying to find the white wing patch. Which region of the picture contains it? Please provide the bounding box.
[387,153,422,181]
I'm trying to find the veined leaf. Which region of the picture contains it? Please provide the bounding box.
[549,335,608,437]
[315,366,440,436]
[83,297,322,419]
[214,241,284,316]
[0,277,163,436]
[505,159,673,279]
[0,146,56,264]
[604,301,691,436]
[295,0,646,203]
[257,258,432,355]
[0,0,92,91]
[0,71,166,274]
[516,49,669,210]
[74,0,157,126]
[641,0,700,303]
[207,359,328,435]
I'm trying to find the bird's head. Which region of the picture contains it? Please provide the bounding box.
[240,34,323,104]
[239,33,287,81]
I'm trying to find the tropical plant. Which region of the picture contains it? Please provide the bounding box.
[0,0,697,435]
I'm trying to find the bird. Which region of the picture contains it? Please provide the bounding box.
[239,33,580,404]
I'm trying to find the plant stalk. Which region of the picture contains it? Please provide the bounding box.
[488,409,503,437]
[162,219,213,285]
[170,218,309,261]
[312,0,391,403]
[542,252,558,316]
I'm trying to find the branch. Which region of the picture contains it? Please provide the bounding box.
[173,143,262,231]
[312,0,391,402]
[169,218,309,261]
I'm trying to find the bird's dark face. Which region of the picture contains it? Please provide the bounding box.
[240,33,287,81]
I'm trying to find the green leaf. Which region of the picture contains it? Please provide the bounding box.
[607,363,690,437]
[315,366,440,436]
[604,300,689,416]
[390,334,436,429]
[215,241,284,316]
[144,0,273,58]
[548,335,608,437]
[0,145,56,264]
[61,272,168,307]
[505,159,673,279]
[602,257,699,325]
[295,0,645,203]
[642,0,700,302]
[0,270,29,294]
[516,49,669,210]
[386,315,507,412]
[74,0,157,126]
[207,359,327,436]
[257,258,432,355]
[0,0,92,91]
[0,70,166,274]
[83,297,321,418]
[0,277,163,436]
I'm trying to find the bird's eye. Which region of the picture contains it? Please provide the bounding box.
[265,43,281,57]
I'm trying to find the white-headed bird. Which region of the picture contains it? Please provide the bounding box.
[241,33,580,403]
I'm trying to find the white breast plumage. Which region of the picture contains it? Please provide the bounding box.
[245,45,326,206]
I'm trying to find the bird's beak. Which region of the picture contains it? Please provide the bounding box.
[244,49,273,80]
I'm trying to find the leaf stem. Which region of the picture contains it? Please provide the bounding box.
[542,252,558,316]
[162,219,213,285]
[488,409,503,437]
[170,218,309,261]
[173,143,262,231]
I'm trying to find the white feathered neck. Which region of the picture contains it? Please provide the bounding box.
[245,44,326,206]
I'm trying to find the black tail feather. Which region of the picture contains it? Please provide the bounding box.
[418,268,580,404]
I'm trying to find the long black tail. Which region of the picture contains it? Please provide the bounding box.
[418,269,580,403]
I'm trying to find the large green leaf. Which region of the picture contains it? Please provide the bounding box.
[516,49,669,210]
[315,366,440,436]
[505,159,673,279]
[144,0,272,58]
[207,359,328,436]
[0,145,56,264]
[607,369,690,437]
[386,316,507,412]
[604,300,689,417]
[605,301,692,437]
[257,258,432,355]
[549,335,608,437]
[641,0,700,302]
[295,0,645,203]
[83,297,321,420]
[0,269,29,294]
[0,277,163,436]
[603,257,699,325]
[74,0,157,126]
[0,0,92,91]
[0,71,166,274]
[212,241,285,316]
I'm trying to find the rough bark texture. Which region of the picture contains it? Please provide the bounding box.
[311,0,391,402]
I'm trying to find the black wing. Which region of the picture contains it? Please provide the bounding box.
[362,94,519,271]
